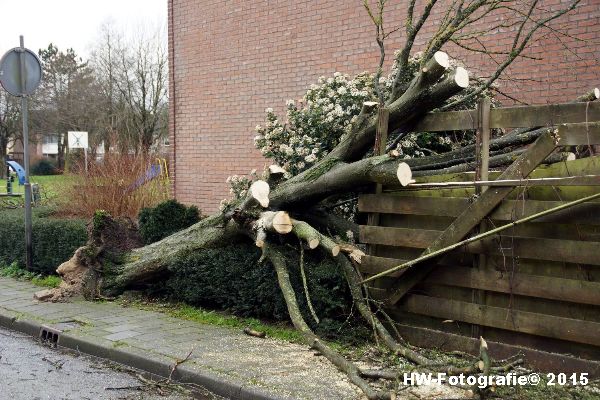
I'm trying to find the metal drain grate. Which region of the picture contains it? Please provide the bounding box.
[39,326,60,345]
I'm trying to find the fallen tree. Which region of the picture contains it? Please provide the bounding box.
[47,1,588,398]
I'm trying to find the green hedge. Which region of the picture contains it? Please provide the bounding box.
[138,200,201,244]
[159,242,364,338]
[31,159,58,175]
[0,208,87,275]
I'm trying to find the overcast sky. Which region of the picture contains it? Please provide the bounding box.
[0,0,167,58]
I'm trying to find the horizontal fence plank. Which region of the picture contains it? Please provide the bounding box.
[381,214,600,242]
[402,294,600,346]
[360,226,438,248]
[393,323,600,377]
[426,266,600,306]
[490,102,600,129]
[406,175,600,188]
[360,226,600,265]
[557,122,600,145]
[359,194,466,215]
[412,110,477,132]
[412,102,600,132]
[361,255,408,278]
[469,236,600,266]
[359,194,600,225]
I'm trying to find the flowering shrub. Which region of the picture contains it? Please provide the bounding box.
[219,169,261,211]
[254,72,375,176]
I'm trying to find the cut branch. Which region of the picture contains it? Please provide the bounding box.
[255,211,293,247]
[292,219,340,256]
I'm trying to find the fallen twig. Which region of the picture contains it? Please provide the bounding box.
[42,356,65,370]
[243,327,266,339]
[168,346,195,382]
[105,384,145,391]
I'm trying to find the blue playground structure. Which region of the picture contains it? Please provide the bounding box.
[6,160,25,185]
[126,158,170,197]
[2,160,42,202]
[2,160,25,197]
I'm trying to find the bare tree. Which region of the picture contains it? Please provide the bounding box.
[89,21,123,155]
[0,91,20,178]
[35,44,101,170]
[115,27,168,153]
[90,23,168,154]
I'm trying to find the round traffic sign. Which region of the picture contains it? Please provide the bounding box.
[0,47,42,96]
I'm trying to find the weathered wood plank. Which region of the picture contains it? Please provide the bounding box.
[367,107,390,228]
[358,194,466,215]
[359,194,600,225]
[411,102,600,132]
[467,237,600,265]
[361,255,408,278]
[359,226,438,248]
[418,282,600,323]
[364,286,388,301]
[392,323,600,377]
[386,132,559,304]
[426,266,600,306]
[490,102,600,129]
[557,122,600,145]
[412,109,477,132]
[402,294,600,346]
[406,175,600,188]
[360,226,600,265]
[379,213,600,242]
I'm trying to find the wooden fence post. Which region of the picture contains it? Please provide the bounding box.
[473,97,491,338]
[367,106,390,228]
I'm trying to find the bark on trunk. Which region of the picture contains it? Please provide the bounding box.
[100,214,242,295]
[0,138,7,179]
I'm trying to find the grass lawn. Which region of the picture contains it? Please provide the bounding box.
[0,263,62,288]
[1,174,73,207]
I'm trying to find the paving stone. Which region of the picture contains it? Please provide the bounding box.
[104,330,143,341]
[104,324,141,333]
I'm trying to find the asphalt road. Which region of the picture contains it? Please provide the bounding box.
[0,327,224,400]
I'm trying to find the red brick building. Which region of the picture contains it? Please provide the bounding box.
[168,0,599,213]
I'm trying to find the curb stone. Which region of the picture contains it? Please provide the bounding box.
[0,308,290,400]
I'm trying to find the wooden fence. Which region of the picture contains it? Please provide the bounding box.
[358,100,600,374]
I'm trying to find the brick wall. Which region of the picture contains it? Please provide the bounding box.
[168,0,600,213]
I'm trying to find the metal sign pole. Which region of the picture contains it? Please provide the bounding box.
[0,36,42,272]
[19,35,33,271]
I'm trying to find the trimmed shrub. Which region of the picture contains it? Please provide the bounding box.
[161,242,363,338]
[0,208,87,275]
[138,199,201,244]
[31,159,58,175]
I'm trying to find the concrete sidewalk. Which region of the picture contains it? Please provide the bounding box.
[0,277,360,400]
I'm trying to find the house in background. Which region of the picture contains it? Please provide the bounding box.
[169,0,599,213]
[40,134,59,159]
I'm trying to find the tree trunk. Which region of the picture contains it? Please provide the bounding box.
[57,133,67,171]
[100,214,242,294]
[0,137,7,179]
